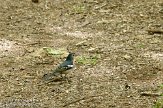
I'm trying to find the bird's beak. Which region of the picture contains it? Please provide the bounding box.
[73,52,79,56]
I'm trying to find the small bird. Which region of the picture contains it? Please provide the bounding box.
[43,53,75,81]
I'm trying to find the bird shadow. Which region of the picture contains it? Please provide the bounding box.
[42,74,72,85]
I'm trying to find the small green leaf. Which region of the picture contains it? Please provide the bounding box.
[43,47,65,55]
[153,99,163,108]
[159,84,163,88]
[76,54,100,65]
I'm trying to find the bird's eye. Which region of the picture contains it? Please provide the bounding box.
[71,53,75,56]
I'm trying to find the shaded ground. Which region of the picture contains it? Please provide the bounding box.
[0,0,163,108]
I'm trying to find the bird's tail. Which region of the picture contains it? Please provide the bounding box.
[42,73,54,81]
[42,69,62,81]
[52,69,61,76]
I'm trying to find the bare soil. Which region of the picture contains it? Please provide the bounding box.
[0,0,163,108]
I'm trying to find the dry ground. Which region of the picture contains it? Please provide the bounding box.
[0,0,163,108]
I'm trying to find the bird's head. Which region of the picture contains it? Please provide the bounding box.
[66,53,75,61]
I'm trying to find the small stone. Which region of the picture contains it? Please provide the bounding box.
[123,55,132,60]
[32,0,39,3]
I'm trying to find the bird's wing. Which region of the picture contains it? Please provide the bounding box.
[54,61,73,73]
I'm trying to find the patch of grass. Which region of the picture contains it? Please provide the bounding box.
[136,43,146,48]
[158,84,163,89]
[158,84,163,96]
[72,4,86,14]
[153,99,163,108]
[76,54,100,66]
[153,84,163,108]
[43,47,64,55]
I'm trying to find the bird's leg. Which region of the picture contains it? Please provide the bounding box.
[61,74,67,80]
[64,74,72,83]
[60,74,66,80]
[60,74,64,79]
[63,74,68,79]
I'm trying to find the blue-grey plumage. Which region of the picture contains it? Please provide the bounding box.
[43,53,75,80]
[53,53,74,75]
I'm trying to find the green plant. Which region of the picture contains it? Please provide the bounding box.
[136,43,145,48]
[73,4,86,14]
[153,99,163,108]
[158,84,163,89]
[43,47,65,55]
[76,54,100,65]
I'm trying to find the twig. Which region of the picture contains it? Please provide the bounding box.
[63,93,107,107]
[94,3,107,10]
[147,29,163,35]
[140,92,162,97]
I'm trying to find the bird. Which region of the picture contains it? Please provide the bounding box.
[43,52,75,81]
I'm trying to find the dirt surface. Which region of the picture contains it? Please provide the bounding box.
[0,0,163,108]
